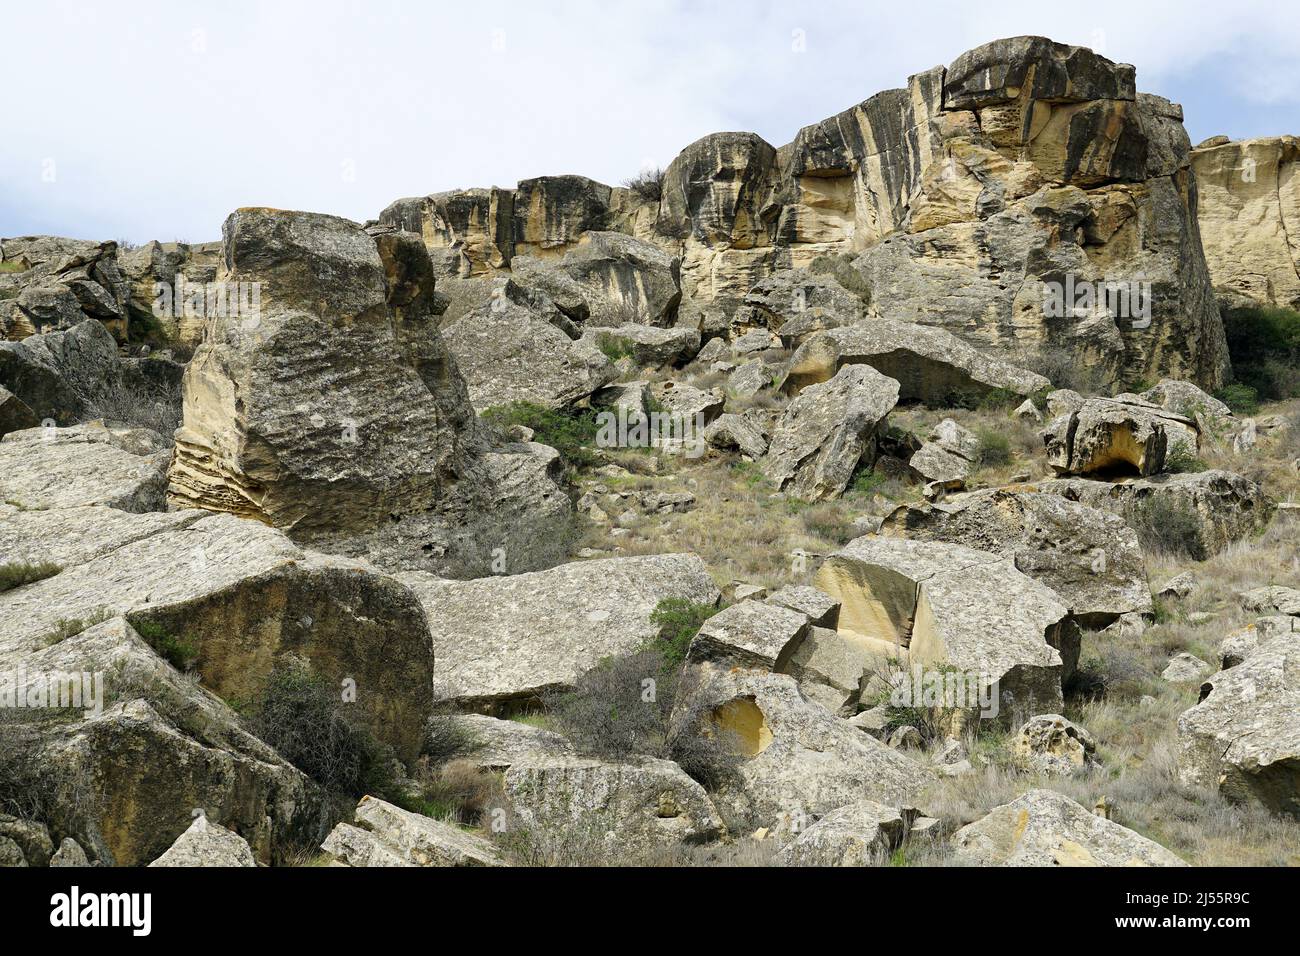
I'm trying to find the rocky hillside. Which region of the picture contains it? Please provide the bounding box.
[0,35,1298,869]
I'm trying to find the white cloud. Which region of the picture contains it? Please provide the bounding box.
[1,0,1296,243]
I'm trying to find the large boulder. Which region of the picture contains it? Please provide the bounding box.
[540,231,682,326]
[776,800,909,866]
[443,282,615,410]
[952,790,1186,866]
[1178,635,1300,817]
[762,364,899,501]
[395,554,719,712]
[503,755,722,851]
[0,319,128,425]
[1191,136,1300,310]
[1036,470,1274,559]
[879,488,1152,627]
[814,537,1076,721]
[1042,394,1198,476]
[166,210,573,576]
[322,796,505,866]
[669,671,933,831]
[783,320,1049,403]
[579,323,698,368]
[0,508,435,764]
[1,237,130,342]
[148,817,257,867]
[736,268,868,346]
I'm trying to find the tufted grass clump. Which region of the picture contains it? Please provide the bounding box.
[0,561,61,594]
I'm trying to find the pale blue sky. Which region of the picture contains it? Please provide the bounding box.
[2,0,1297,244]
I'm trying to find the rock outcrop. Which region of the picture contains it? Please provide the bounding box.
[322,796,505,866]
[1191,136,1300,309]
[166,209,573,577]
[1,237,131,342]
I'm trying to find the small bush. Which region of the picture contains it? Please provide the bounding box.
[39,611,110,647]
[546,649,673,760]
[423,714,477,764]
[1213,382,1259,416]
[1221,306,1300,401]
[622,167,665,203]
[592,332,637,362]
[132,620,199,671]
[0,561,61,593]
[481,401,602,472]
[977,387,1020,411]
[1124,496,1205,559]
[402,758,499,825]
[973,429,1012,468]
[248,658,395,797]
[1163,442,1207,474]
[647,598,722,669]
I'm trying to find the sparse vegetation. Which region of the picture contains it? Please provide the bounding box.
[972,428,1012,468]
[0,560,61,593]
[647,597,723,668]
[1221,305,1300,402]
[1124,496,1205,559]
[622,167,666,203]
[482,401,602,472]
[132,619,200,671]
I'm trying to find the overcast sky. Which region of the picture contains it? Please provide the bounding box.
[2,0,1297,244]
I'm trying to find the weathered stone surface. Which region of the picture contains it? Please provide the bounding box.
[1036,470,1274,559]
[953,789,1186,866]
[117,239,222,346]
[166,210,573,576]
[512,176,613,259]
[1,237,130,342]
[0,511,435,764]
[148,816,257,867]
[1141,379,1233,425]
[726,358,771,398]
[0,422,169,512]
[763,364,899,501]
[1240,586,1300,618]
[1162,652,1211,685]
[1043,394,1200,477]
[1157,571,1197,600]
[776,800,907,865]
[0,385,38,437]
[672,671,933,830]
[49,838,88,867]
[879,488,1152,626]
[376,188,515,276]
[784,625,878,716]
[396,554,718,711]
[504,755,722,850]
[738,269,868,346]
[783,320,1049,403]
[580,323,698,368]
[702,412,768,459]
[0,319,127,425]
[545,231,681,326]
[323,796,504,867]
[766,585,840,628]
[1178,635,1300,817]
[441,714,575,772]
[1191,136,1300,309]
[815,537,1075,720]
[685,600,810,672]
[1220,617,1296,669]
[0,815,52,866]
[1013,714,1097,775]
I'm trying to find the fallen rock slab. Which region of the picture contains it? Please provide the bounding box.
[148,817,257,867]
[322,796,504,866]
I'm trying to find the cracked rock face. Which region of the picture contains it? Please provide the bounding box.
[815,537,1076,722]
[1178,635,1300,817]
[322,796,505,867]
[1042,394,1199,477]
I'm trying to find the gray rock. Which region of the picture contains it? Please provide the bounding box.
[148,816,256,867]
[581,323,699,368]
[953,790,1186,866]
[0,385,39,437]
[323,796,504,867]
[1042,394,1197,477]
[503,755,722,851]
[685,600,810,672]
[1157,571,1197,600]
[49,838,88,867]
[441,714,574,772]
[395,554,718,711]
[763,364,900,501]
[766,585,840,628]
[1178,635,1300,816]
[1240,586,1300,618]
[1220,617,1297,669]
[0,422,169,512]
[1161,652,1211,684]
[0,815,53,866]
[777,800,907,866]
[1013,714,1097,775]
[703,412,769,459]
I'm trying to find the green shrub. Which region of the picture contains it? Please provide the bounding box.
[481,401,602,472]
[1163,442,1207,474]
[248,658,395,797]
[973,429,1012,468]
[132,620,199,671]
[977,387,1020,410]
[1124,496,1205,559]
[39,611,110,647]
[1221,306,1300,401]
[1212,382,1259,416]
[622,167,665,203]
[647,597,723,669]
[0,561,61,593]
[592,332,637,363]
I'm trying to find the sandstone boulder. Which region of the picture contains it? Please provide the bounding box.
[1013,714,1097,775]
[952,789,1186,866]
[684,600,810,673]
[580,323,698,368]
[762,364,899,501]
[322,796,504,867]
[1178,635,1300,817]
[1042,394,1198,476]
[148,816,257,867]
[776,800,908,866]
[702,412,769,459]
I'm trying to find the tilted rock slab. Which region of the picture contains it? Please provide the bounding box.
[815,537,1076,720]
[395,554,719,711]
[953,789,1186,866]
[0,508,435,763]
[763,364,900,501]
[580,323,699,369]
[0,422,169,513]
[503,755,722,852]
[1178,635,1300,817]
[879,488,1152,627]
[322,796,504,867]
[783,320,1049,403]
